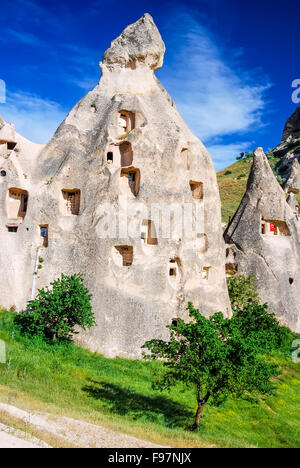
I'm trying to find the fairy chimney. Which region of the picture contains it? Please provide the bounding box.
[224,148,300,332]
[0,14,231,357]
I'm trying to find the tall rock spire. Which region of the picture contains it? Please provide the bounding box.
[225,148,300,332]
[0,15,231,357]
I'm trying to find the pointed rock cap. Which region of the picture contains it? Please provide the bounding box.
[246,147,281,191]
[282,106,300,141]
[102,13,166,71]
[0,123,16,143]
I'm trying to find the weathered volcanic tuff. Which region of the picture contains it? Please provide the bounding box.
[274,107,300,194]
[284,158,300,194]
[224,148,300,332]
[282,107,300,142]
[0,14,231,357]
[287,192,300,214]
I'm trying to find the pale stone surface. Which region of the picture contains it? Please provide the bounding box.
[0,123,16,143]
[284,158,300,194]
[287,192,300,213]
[0,114,5,129]
[0,402,167,448]
[0,422,51,448]
[0,430,44,448]
[0,14,231,357]
[102,13,165,71]
[224,148,300,332]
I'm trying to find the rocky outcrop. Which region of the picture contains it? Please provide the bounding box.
[224,148,300,332]
[0,115,5,129]
[284,157,300,194]
[0,14,231,357]
[274,107,300,193]
[287,192,300,214]
[282,107,300,142]
[102,13,165,71]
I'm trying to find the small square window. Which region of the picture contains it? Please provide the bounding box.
[107,152,113,163]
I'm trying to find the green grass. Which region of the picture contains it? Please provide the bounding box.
[0,310,299,448]
[217,157,285,224]
[217,159,252,224]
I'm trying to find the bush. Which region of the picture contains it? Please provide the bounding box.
[14,273,95,341]
[143,303,279,429]
[236,151,254,161]
[224,170,232,176]
[231,304,295,354]
[227,274,260,310]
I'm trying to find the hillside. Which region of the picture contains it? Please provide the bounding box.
[217,157,300,224]
[0,310,299,448]
[217,159,252,224]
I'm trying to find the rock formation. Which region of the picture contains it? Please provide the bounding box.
[274,107,300,194]
[0,115,5,129]
[282,107,300,142]
[287,192,300,214]
[284,157,300,194]
[0,14,231,357]
[224,148,300,332]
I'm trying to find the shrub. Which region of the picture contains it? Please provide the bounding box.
[143,303,279,429]
[236,152,245,160]
[227,274,260,310]
[231,303,294,354]
[224,170,232,176]
[14,273,95,341]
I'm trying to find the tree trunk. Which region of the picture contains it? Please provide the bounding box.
[192,391,210,431]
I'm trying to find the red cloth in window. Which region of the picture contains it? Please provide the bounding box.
[270,223,276,232]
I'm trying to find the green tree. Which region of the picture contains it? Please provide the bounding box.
[14,273,95,341]
[143,303,279,430]
[227,274,260,310]
[231,303,294,354]
[236,152,245,160]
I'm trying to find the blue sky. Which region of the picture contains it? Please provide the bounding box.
[0,0,299,170]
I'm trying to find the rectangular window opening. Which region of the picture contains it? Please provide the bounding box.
[40,225,48,247]
[115,246,133,266]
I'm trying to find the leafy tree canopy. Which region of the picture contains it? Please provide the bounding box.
[143,303,279,429]
[14,273,95,341]
[227,274,260,310]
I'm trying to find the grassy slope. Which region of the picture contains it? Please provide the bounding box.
[0,311,299,448]
[217,158,300,224]
[217,159,252,224]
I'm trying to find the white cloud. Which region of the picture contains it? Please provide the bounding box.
[160,10,271,169]
[0,91,67,144]
[0,8,270,168]
[4,28,44,46]
[207,142,252,172]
